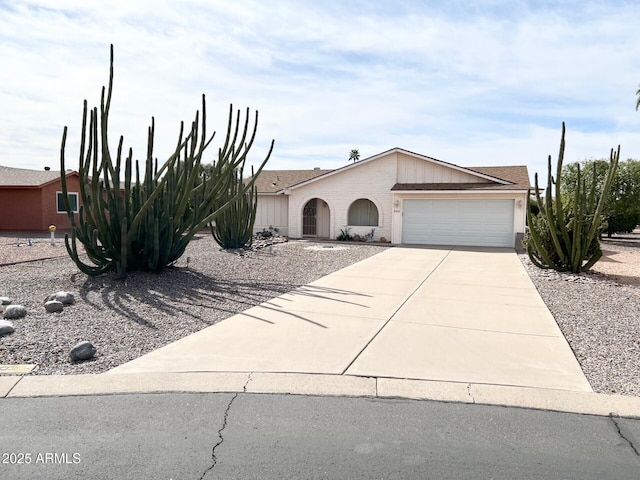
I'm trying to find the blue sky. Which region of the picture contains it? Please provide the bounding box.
[1,0,639,187]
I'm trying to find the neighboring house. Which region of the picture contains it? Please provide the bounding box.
[248,148,531,248]
[0,165,82,232]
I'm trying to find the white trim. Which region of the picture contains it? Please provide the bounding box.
[56,191,78,213]
[391,189,528,194]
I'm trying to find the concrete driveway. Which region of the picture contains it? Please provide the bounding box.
[108,246,592,393]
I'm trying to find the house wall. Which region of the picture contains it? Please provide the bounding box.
[397,153,487,183]
[287,153,398,240]
[254,194,289,235]
[0,188,43,231]
[40,176,82,231]
[0,175,83,232]
[390,191,528,244]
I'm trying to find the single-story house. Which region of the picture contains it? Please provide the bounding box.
[0,165,82,232]
[248,148,531,248]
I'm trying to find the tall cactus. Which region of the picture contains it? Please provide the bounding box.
[525,123,619,273]
[210,165,258,249]
[59,45,273,278]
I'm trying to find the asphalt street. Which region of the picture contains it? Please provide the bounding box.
[1,392,639,479]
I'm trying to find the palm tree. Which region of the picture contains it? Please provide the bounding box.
[349,149,360,163]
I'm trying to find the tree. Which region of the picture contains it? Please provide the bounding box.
[561,159,640,236]
[349,149,360,162]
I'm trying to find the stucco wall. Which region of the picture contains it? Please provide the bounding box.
[287,153,398,240]
[41,176,82,231]
[0,188,43,231]
[0,175,83,232]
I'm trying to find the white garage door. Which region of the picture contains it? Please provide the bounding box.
[402,199,514,247]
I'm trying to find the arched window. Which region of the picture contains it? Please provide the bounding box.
[348,199,379,226]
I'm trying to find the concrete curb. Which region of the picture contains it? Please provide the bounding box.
[2,372,639,419]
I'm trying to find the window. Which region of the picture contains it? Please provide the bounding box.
[57,192,78,213]
[348,199,378,226]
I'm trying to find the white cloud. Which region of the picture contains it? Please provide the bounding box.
[1,0,639,188]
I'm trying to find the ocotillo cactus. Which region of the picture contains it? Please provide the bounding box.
[59,45,273,277]
[525,123,619,273]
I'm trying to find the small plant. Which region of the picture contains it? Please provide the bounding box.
[362,228,375,242]
[524,123,619,273]
[336,227,353,241]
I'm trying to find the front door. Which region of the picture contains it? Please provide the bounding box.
[303,199,317,236]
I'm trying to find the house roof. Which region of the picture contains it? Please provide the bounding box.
[469,166,531,189]
[392,165,531,191]
[247,169,333,193]
[279,148,528,192]
[0,165,77,188]
[248,148,531,194]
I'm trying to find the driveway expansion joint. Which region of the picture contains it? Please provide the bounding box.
[2,375,24,398]
[467,384,475,404]
[339,249,453,375]
[609,414,640,457]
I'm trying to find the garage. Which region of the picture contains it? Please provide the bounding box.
[402,199,515,247]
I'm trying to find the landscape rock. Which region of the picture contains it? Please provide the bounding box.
[55,291,75,305]
[3,304,27,319]
[45,300,64,313]
[0,320,15,336]
[0,296,11,305]
[226,234,289,256]
[69,341,97,362]
[45,291,75,306]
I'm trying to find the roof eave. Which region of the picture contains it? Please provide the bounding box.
[391,189,530,194]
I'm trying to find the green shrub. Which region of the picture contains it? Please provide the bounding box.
[337,228,353,241]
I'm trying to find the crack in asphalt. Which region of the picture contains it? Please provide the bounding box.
[610,414,640,457]
[199,374,253,479]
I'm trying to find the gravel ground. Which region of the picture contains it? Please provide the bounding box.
[520,244,640,397]
[0,236,387,375]
[2,232,639,398]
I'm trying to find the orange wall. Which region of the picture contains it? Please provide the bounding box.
[40,176,82,231]
[0,175,84,232]
[0,188,43,231]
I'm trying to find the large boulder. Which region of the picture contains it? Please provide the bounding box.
[0,320,15,336]
[70,341,97,362]
[0,296,11,305]
[3,305,26,319]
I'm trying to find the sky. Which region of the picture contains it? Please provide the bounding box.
[1,0,639,188]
